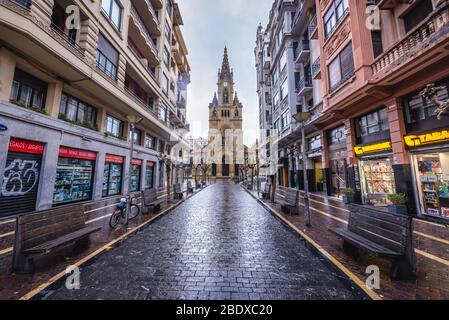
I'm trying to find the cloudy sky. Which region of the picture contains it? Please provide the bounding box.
[177,0,273,145]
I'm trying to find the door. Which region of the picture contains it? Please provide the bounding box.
[330,159,347,197]
[222,164,230,177]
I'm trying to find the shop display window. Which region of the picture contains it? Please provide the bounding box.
[130,164,141,192]
[54,158,94,204]
[359,158,396,206]
[102,163,123,197]
[413,153,449,218]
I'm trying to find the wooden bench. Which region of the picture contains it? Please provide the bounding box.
[330,204,416,280]
[274,186,299,215]
[12,205,101,273]
[173,184,184,200]
[142,188,165,214]
[187,180,194,194]
[261,183,271,200]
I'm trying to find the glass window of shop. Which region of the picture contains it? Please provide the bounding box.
[359,157,396,207]
[102,154,124,197]
[53,147,96,205]
[412,152,449,219]
[146,161,155,189]
[130,159,142,192]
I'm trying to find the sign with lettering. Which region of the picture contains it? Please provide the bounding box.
[105,154,124,164]
[8,138,45,155]
[59,146,97,160]
[146,161,155,167]
[132,159,143,166]
[404,130,449,148]
[354,141,392,156]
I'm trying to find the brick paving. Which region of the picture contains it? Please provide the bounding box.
[47,180,363,300]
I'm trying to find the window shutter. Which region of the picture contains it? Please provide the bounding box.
[97,33,119,65]
[340,42,354,80]
[371,31,383,58]
[328,57,341,90]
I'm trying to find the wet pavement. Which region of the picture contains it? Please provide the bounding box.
[47,180,362,300]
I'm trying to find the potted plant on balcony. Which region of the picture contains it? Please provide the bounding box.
[342,188,355,204]
[387,193,408,215]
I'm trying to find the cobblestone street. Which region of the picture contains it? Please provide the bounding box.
[48,181,363,300]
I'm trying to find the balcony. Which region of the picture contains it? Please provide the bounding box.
[177,95,186,109]
[170,110,187,129]
[308,15,318,40]
[128,43,158,81]
[371,4,449,77]
[296,76,313,96]
[9,0,31,9]
[311,57,321,79]
[295,40,310,64]
[307,102,324,125]
[129,4,160,47]
[171,40,183,66]
[124,86,158,118]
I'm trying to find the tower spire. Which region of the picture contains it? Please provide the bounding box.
[220,46,231,80]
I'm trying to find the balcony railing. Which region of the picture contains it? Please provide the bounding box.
[124,86,158,119]
[372,4,449,76]
[143,0,159,23]
[295,40,310,63]
[308,15,318,39]
[296,76,313,95]
[311,57,321,79]
[130,5,158,52]
[50,22,85,56]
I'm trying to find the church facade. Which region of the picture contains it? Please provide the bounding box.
[208,47,244,178]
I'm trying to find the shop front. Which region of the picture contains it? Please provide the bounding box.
[102,154,124,197]
[354,141,396,207]
[307,135,324,193]
[53,146,96,205]
[130,159,142,192]
[0,137,45,217]
[405,130,449,219]
[145,161,155,189]
[327,126,348,198]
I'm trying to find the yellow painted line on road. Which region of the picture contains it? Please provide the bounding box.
[415,249,449,267]
[0,231,14,239]
[0,247,13,256]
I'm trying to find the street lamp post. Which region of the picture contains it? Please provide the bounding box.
[293,112,311,227]
[125,114,143,226]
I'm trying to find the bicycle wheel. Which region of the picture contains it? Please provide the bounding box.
[128,204,140,220]
[109,208,122,229]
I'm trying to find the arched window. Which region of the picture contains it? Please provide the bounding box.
[223,89,229,104]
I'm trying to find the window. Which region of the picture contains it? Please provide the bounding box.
[274,118,280,133]
[273,90,280,108]
[357,108,389,137]
[280,78,288,101]
[59,93,97,128]
[101,0,122,30]
[159,103,168,122]
[328,126,347,145]
[159,140,165,153]
[161,73,169,94]
[163,46,170,67]
[223,88,229,104]
[96,33,118,80]
[164,22,171,42]
[324,0,349,38]
[403,0,433,33]
[404,79,449,123]
[166,0,173,17]
[132,127,142,145]
[371,31,383,58]
[308,135,322,151]
[105,115,123,137]
[279,50,287,72]
[328,42,354,91]
[145,133,156,149]
[281,111,290,130]
[9,69,47,110]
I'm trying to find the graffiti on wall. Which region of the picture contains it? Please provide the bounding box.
[1,159,40,197]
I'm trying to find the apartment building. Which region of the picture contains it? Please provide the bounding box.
[0,0,191,217]
[257,0,449,223]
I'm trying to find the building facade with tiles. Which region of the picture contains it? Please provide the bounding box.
[256,0,449,223]
[0,0,191,217]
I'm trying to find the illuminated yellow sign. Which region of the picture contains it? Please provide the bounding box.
[354,141,392,156]
[404,130,449,148]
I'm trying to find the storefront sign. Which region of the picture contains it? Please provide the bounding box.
[59,146,97,160]
[0,124,7,132]
[132,159,143,166]
[8,138,44,155]
[146,161,155,167]
[105,154,124,164]
[404,130,449,148]
[354,142,392,156]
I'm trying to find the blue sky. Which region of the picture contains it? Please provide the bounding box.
[177,0,273,145]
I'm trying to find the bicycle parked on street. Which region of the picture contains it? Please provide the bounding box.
[109,194,140,229]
